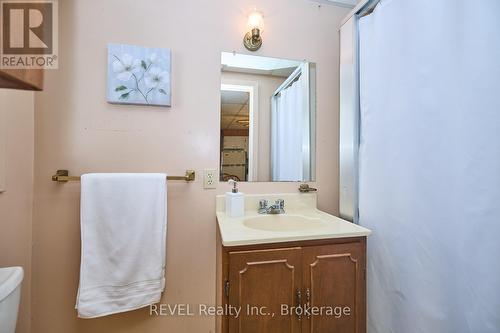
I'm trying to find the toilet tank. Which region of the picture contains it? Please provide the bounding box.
[0,267,24,333]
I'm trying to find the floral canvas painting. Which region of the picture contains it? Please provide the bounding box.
[107,43,171,106]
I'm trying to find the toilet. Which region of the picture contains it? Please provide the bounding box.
[0,267,23,333]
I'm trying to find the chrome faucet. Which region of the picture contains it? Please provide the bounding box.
[258,199,285,214]
[258,199,269,214]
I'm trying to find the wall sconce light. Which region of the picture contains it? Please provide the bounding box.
[243,10,264,51]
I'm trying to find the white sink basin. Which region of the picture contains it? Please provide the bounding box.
[216,193,371,246]
[243,214,325,232]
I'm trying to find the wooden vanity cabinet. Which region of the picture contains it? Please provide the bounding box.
[217,236,366,333]
[228,247,303,332]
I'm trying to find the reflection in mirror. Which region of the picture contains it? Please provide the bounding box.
[220,52,316,182]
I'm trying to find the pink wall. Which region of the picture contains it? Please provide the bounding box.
[32,0,349,332]
[0,89,34,333]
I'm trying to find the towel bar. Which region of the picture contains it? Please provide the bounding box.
[51,170,196,182]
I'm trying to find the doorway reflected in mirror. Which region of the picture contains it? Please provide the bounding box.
[220,88,250,182]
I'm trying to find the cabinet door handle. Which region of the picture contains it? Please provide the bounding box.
[296,289,302,321]
[305,288,311,320]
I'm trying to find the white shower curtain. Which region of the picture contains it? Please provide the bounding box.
[271,70,306,181]
[358,1,500,332]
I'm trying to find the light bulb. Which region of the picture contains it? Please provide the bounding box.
[247,10,264,32]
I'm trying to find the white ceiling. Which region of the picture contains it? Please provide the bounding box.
[220,90,249,130]
[311,0,357,8]
[221,90,248,105]
[221,52,301,77]
[221,52,301,72]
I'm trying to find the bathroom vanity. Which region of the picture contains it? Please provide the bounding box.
[216,193,371,333]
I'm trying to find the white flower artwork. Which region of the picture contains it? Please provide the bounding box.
[107,43,171,106]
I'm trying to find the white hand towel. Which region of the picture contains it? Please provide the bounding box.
[76,173,167,318]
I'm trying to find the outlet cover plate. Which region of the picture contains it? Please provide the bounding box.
[203,169,217,189]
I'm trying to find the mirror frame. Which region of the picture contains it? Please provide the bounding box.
[219,52,317,183]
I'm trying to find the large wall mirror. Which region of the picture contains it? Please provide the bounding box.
[219,52,316,182]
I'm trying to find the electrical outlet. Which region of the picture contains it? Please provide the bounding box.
[203,169,218,189]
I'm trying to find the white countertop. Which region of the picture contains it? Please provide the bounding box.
[216,193,371,247]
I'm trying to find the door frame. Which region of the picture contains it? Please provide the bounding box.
[221,81,259,181]
[339,0,380,222]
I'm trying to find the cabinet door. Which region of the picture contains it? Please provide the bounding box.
[229,247,302,333]
[302,241,366,333]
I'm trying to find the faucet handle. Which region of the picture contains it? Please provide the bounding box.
[275,199,285,209]
[258,199,269,214]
